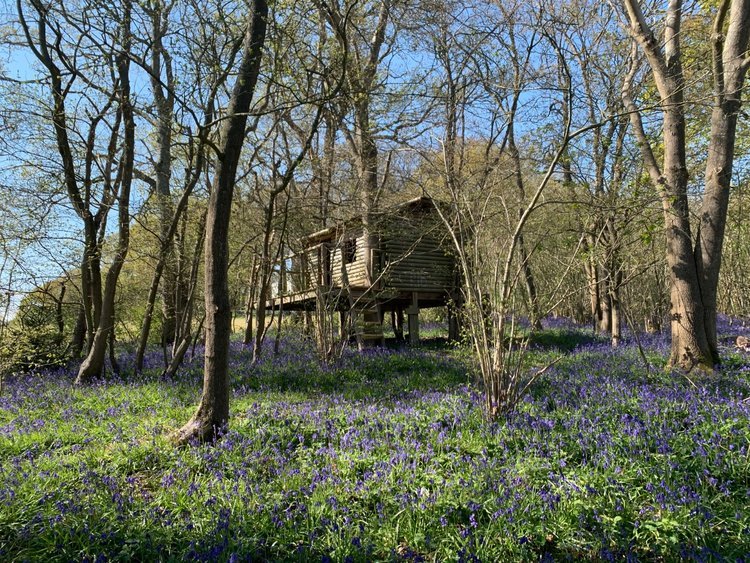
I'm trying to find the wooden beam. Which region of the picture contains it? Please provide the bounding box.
[407,292,419,345]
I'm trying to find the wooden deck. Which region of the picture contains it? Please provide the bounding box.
[266,285,455,312]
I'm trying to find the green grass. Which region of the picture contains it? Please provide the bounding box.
[0,330,748,561]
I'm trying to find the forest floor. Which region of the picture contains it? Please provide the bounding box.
[0,318,749,561]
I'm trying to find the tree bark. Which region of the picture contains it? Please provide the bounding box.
[145,1,180,348]
[76,1,135,383]
[619,0,750,369]
[19,0,101,356]
[173,0,268,445]
[508,131,542,331]
[243,255,259,345]
[70,304,86,358]
[135,146,205,372]
[697,0,750,358]
[163,210,206,378]
[321,0,391,348]
[55,281,66,336]
[252,190,285,363]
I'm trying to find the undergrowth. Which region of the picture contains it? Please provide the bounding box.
[0,322,748,561]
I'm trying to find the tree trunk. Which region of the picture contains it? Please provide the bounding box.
[85,224,104,342]
[146,0,179,347]
[392,308,405,343]
[136,258,168,371]
[610,272,622,348]
[81,227,104,351]
[243,256,259,345]
[55,281,66,335]
[697,0,750,357]
[78,251,94,351]
[324,0,391,348]
[76,3,135,384]
[622,0,750,370]
[661,103,713,368]
[252,191,284,363]
[70,304,86,358]
[163,215,206,378]
[356,102,378,284]
[698,103,737,360]
[598,271,612,334]
[273,249,286,357]
[108,316,120,375]
[508,120,542,332]
[18,0,128,370]
[582,237,601,332]
[135,158,204,372]
[352,103,386,349]
[173,0,267,445]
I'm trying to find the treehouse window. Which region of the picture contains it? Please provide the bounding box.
[344,238,357,264]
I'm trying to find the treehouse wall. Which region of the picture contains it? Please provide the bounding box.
[269,249,322,298]
[289,250,319,292]
[330,234,369,288]
[379,231,454,292]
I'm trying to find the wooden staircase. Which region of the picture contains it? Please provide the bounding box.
[353,296,384,348]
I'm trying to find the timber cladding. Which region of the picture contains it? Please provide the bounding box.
[269,196,459,310]
[378,231,453,291]
[331,234,369,288]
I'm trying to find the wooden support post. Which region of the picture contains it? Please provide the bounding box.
[448,306,457,342]
[392,307,405,343]
[407,292,419,345]
[448,293,463,342]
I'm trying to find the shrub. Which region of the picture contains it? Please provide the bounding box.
[0,324,68,375]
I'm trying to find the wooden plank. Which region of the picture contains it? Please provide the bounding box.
[387,276,452,284]
[386,271,452,281]
[388,263,452,273]
[386,271,452,280]
[388,284,452,291]
[387,280,452,286]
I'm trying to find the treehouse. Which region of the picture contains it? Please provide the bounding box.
[267,196,461,345]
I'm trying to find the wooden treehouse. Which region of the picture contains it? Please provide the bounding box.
[267,196,461,346]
